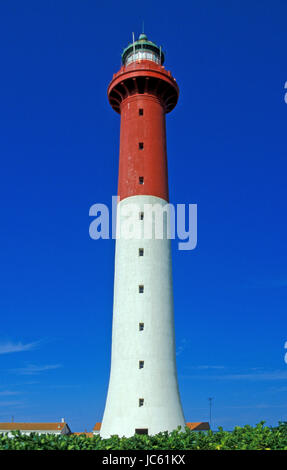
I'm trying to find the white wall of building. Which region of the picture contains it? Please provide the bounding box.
[0,430,66,437]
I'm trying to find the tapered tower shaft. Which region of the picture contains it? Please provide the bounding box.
[101,34,185,438]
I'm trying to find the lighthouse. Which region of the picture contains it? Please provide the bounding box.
[100,33,185,438]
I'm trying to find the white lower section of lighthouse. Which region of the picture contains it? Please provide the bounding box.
[100,195,185,438]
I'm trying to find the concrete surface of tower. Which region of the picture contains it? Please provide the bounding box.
[100,33,185,438]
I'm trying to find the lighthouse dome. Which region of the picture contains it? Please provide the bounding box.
[121,34,165,66]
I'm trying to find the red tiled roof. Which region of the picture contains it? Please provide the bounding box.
[186,422,210,431]
[72,432,94,437]
[0,422,68,431]
[93,422,101,431]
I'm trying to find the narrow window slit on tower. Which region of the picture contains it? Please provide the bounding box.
[139,361,144,369]
[139,142,144,150]
[139,285,144,293]
[139,398,144,407]
[139,212,144,220]
[139,323,144,331]
[139,176,144,185]
[139,248,144,256]
[139,108,144,116]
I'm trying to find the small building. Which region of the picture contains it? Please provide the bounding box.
[92,422,101,435]
[186,422,210,431]
[92,422,210,435]
[0,419,71,437]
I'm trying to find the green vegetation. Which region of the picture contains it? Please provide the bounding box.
[0,422,286,450]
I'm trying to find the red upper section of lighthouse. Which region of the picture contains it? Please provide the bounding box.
[108,34,179,202]
[108,60,179,114]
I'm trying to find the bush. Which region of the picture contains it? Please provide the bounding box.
[0,422,287,450]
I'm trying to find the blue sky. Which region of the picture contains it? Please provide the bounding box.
[0,0,286,432]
